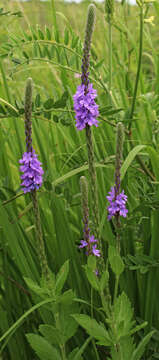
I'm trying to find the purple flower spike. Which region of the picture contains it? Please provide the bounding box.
[106,186,128,220]
[73,83,99,130]
[79,234,100,257]
[19,149,44,193]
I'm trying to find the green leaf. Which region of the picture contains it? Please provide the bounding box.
[26,334,61,360]
[43,98,54,109]
[84,266,99,291]
[23,51,29,59]
[53,91,69,109]
[108,246,125,276]
[113,292,134,339]
[39,325,63,346]
[12,57,22,65]
[94,59,104,69]
[35,94,41,108]
[24,277,53,298]
[99,270,109,292]
[38,28,45,40]
[121,145,146,180]
[72,314,112,346]
[87,255,96,270]
[55,260,69,295]
[53,115,59,123]
[6,106,19,117]
[132,330,155,360]
[45,26,51,40]
[64,28,69,45]
[147,146,159,181]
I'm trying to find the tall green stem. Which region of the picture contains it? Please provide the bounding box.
[128,5,143,133]
[108,21,112,91]
[85,125,100,246]
[31,190,50,282]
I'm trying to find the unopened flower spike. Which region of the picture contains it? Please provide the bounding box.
[106,122,128,220]
[19,78,49,283]
[73,4,99,130]
[19,78,44,194]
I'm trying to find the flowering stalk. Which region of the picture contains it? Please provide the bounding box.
[19,78,49,282]
[73,5,101,254]
[79,176,100,257]
[107,123,128,247]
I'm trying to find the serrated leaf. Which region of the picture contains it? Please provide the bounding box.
[121,145,146,180]
[24,277,50,298]
[26,334,61,360]
[84,266,99,291]
[39,325,63,346]
[55,260,69,295]
[57,289,74,306]
[73,314,112,346]
[113,292,134,339]
[108,246,124,276]
[99,270,109,292]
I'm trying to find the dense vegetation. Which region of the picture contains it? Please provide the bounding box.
[0,0,159,359]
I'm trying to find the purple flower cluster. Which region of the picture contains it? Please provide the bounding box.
[73,83,99,130]
[79,235,100,257]
[19,150,44,193]
[106,186,128,220]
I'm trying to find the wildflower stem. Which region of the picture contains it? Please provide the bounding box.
[113,275,119,305]
[128,5,143,133]
[31,190,50,282]
[80,176,90,243]
[85,125,100,247]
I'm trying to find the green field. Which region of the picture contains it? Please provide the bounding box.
[0,0,159,359]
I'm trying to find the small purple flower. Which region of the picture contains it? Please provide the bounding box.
[19,149,44,193]
[79,240,88,248]
[106,186,128,220]
[92,245,100,257]
[73,83,99,130]
[79,234,100,257]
